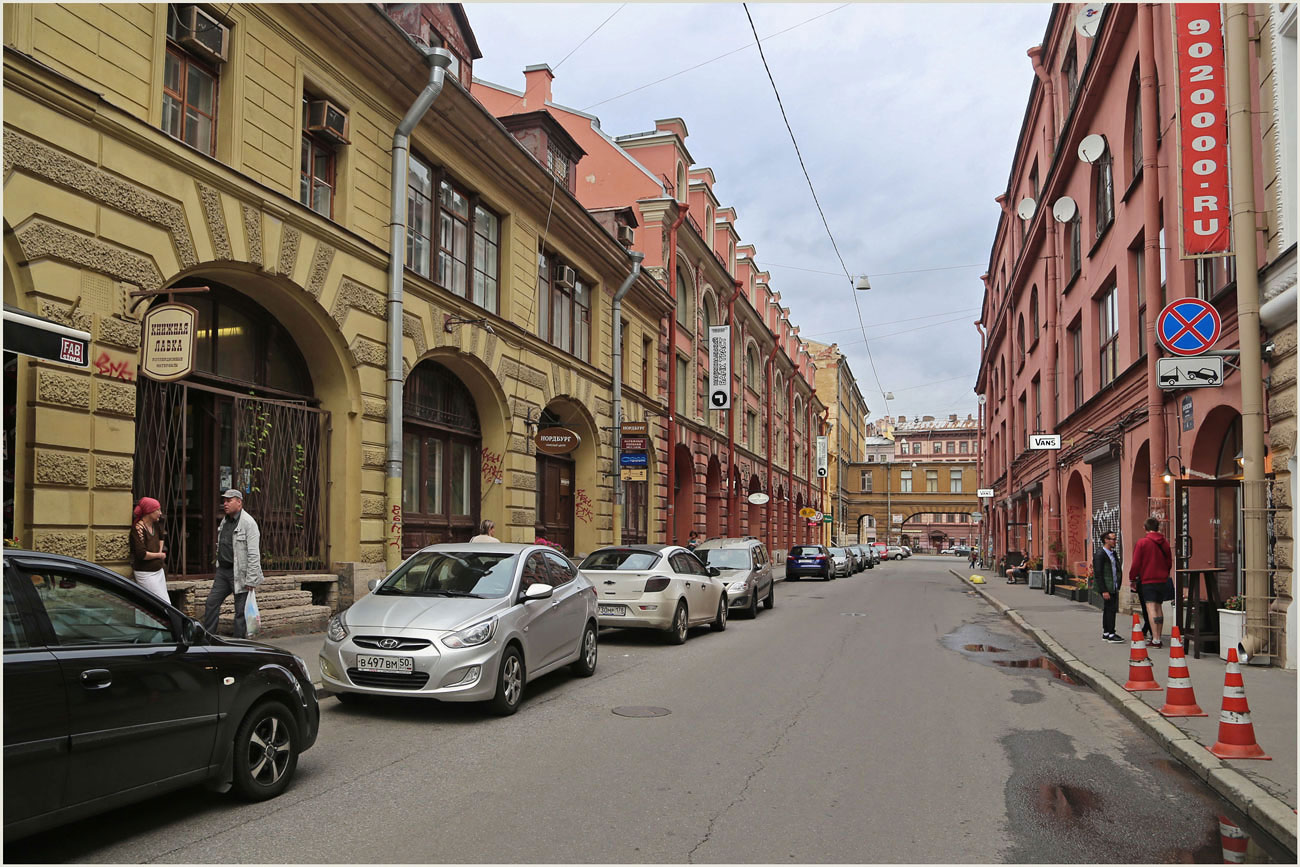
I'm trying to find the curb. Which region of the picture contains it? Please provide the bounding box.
[951,568,1297,856]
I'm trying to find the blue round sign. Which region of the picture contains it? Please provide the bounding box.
[1157,298,1221,357]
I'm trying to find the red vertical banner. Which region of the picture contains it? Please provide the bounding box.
[1171,4,1232,257]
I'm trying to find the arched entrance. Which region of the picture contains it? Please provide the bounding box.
[1130,439,1150,550]
[672,443,694,545]
[536,398,600,557]
[134,280,326,576]
[1064,471,1087,570]
[747,475,763,542]
[1190,407,1243,600]
[401,360,481,553]
[706,455,723,538]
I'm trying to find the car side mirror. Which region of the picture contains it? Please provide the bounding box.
[706,566,721,577]
[523,583,554,601]
[368,578,380,592]
[181,617,205,646]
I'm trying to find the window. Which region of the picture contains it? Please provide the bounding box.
[747,410,758,448]
[643,337,654,395]
[1017,315,1026,367]
[676,264,694,329]
[1098,285,1119,386]
[1018,394,1027,448]
[1094,149,1115,240]
[300,97,337,218]
[1029,288,1039,344]
[1063,41,1079,107]
[162,35,218,155]
[1134,245,1147,356]
[913,442,923,455]
[1033,377,1042,433]
[947,441,956,454]
[861,471,873,492]
[3,578,29,648]
[1195,256,1236,300]
[867,454,875,462]
[950,469,963,493]
[1130,68,1143,181]
[900,470,912,493]
[926,470,938,493]
[32,571,173,646]
[407,156,500,313]
[1068,213,1082,280]
[1030,160,1040,200]
[746,346,759,391]
[1070,321,1084,409]
[676,356,689,415]
[960,440,969,454]
[538,250,590,361]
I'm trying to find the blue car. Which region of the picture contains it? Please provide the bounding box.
[786,545,833,581]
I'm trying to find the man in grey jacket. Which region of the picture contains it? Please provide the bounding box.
[203,488,266,637]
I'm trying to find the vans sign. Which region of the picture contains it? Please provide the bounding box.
[1028,434,1062,450]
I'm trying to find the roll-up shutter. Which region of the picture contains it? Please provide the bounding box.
[1090,457,1121,549]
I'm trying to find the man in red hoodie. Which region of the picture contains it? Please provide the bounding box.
[1129,516,1174,647]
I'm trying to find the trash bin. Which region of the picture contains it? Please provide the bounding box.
[1027,569,1045,589]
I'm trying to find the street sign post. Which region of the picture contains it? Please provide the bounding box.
[1157,298,1222,356]
[815,436,828,478]
[1157,355,1224,389]
[708,325,730,409]
[1028,434,1062,450]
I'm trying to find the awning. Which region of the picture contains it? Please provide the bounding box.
[3,305,90,368]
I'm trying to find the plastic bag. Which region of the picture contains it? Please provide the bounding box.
[245,588,261,637]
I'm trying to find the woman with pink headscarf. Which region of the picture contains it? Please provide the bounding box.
[129,496,170,603]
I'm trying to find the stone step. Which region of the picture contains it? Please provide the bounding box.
[219,603,331,638]
[212,588,316,613]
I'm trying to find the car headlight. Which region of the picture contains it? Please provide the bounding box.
[442,618,497,649]
[727,580,749,594]
[326,612,348,643]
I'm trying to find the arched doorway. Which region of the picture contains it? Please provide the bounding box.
[401,360,481,554]
[1130,439,1150,552]
[1190,407,1243,600]
[672,443,694,545]
[706,455,723,539]
[747,475,763,543]
[536,399,599,556]
[1064,471,1087,571]
[134,281,325,576]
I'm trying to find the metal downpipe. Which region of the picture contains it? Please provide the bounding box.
[611,251,645,545]
[387,46,452,568]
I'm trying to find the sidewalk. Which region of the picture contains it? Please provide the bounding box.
[952,566,1297,855]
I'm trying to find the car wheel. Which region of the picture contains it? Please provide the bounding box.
[232,700,300,801]
[666,600,689,644]
[571,621,598,677]
[490,645,524,716]
[747,589,759,619]
[824,570,832,581]
[763,581,775,610]
[711,594,728,631]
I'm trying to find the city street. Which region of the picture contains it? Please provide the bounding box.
[8,557,1287,864]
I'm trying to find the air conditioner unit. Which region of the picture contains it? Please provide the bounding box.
[617,225,634,246]
[554,264,577,289]
[177,5,229,64]
[306,99,350,145]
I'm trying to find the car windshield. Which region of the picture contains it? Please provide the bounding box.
[829,548,846,556]
[695,548,751,570]
[376,551,517,598]
[790,546,823,556]
[581,549,660,571]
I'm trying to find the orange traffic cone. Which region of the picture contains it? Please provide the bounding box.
[1124,612,1161,691]
[1208,648,1271,760]
[1218,815,1248,863]
[1159,626,1207,717]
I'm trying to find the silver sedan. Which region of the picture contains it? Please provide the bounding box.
[319,543,598,715]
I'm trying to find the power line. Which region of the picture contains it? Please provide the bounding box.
[801,308,981,340]
[833,312,983,346]
[889,374,977,393]
[553,4,625,72]
[582,4,849,111]
[741,3,891,416]
[757,260,987,279]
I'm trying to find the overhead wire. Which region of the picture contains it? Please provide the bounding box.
[757,260,986,279]
[801,308,981,340]
[741,3,891,416]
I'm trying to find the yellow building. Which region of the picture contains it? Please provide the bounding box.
[806,341,868,543]
[3,3,668,617]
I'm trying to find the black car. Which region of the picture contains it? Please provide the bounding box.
[3,550,320,840]
[785,545,833,581]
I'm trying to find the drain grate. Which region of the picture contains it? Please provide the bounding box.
[840,612,868,617]
[612,706,671,718]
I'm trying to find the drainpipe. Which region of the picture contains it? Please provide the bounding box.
[724,278,743,535]
[386,45,453,569]
[1030,45,1063,570]
[664,204,689,543]
[611,251,645,546]
[1225,5,1269,661]
[764,341,780,548]
[820,408,831,545]
[786,373,795,553]
[976,319,987,561]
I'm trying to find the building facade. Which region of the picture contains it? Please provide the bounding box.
[806,341,869,545]
[974,5,1292,664]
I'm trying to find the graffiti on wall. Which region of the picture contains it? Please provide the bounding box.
[574,489,594,523]
[1091,501,1120,555]
[480,447,504,485]
[389,504,402,547]
[93,350,136,382]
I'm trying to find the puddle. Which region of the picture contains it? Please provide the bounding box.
[941,625,1082,687]
[961,645,1078,684]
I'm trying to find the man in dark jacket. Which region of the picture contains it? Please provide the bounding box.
[1092,531,1125,642]
[1129,517,1175,648]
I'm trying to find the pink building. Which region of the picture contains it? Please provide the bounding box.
[472,67,826,553]
[975,6,1275,618]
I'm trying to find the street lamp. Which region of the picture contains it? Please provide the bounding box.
[854,275,872,291]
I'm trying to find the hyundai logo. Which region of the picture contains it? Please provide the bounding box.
[378,638,399,649]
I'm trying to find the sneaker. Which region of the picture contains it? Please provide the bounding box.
[1146,639,1162,648]
[1104,633,1125,643]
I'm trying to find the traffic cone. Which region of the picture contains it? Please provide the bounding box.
[1218,815,1248,863]
[1208,648,1271,759]
[1124,612,1161,691]
[1159,626,1207,717]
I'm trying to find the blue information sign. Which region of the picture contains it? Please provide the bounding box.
[619,452,648,467]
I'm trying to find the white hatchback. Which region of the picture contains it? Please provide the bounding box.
[580,545,729,644]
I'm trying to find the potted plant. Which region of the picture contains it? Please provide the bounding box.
[1027,557,1045,590]
[1219,595,1245,661]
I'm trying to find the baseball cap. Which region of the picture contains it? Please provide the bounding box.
[222,488,244,500]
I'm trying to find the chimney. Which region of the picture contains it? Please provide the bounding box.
[523,64,554,108]
[923,415,935,422]
[950,413,958,422]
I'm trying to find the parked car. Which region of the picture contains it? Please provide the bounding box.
[951,545,972,556]
[901,546,912,558]
[580,545,728,643]
[3,549,320,841]
[828,547,853,578]
[694,537,775,618]
[886,545,906,560]
[873,543,889,562]
[321,543,598,715]
[865,545,881,566]
[786,544,833,581]
[851,545,874,569]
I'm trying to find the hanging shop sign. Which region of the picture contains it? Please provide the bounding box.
[1171,4,1232,257]
[977,488,995,498]
[620,437,647,452]
[621,420,649,436]
[619,452,648,468]
[799,507,817,519]
[140,302,198,381]
[747,492,770,505]
[708,325,731,409]
[1028,434,1062,450]
[2,305,89,368]
[535,427,580,455]
[621,468,647,482]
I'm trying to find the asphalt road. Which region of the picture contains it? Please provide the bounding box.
[7,555,1286,863]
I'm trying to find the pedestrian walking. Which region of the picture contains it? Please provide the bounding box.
[1092,531,1125,642]
[968,549,977,569]
[470,519,499,543]
[203,489,265,638]
[129,496,170,603]
[1129,517,1174,648]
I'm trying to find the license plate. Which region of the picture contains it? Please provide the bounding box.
[598,604,626,616]
[355,655,414,674]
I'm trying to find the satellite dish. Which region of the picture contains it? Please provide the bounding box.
[1077,134,1108,164]
[1075,3,1105,38]
[747,492,770,506]
[1052,196,1078,223]
[1016,198,1037,221]
[977,393,987,406]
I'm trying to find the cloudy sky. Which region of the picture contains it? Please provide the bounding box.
[464,2,1052,423]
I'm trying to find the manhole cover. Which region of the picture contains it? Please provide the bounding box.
[841,612,868,617]
[612,706,671,718]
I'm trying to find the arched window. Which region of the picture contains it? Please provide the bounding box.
[1128,65,1143,182]
[1017,315,1026,367]
[675,264,694,329]
[1093,144,1115,239]
[676,161,686,203]
[746,344,759,390]
[704,206,713,241]
[1029,286,1040,344]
